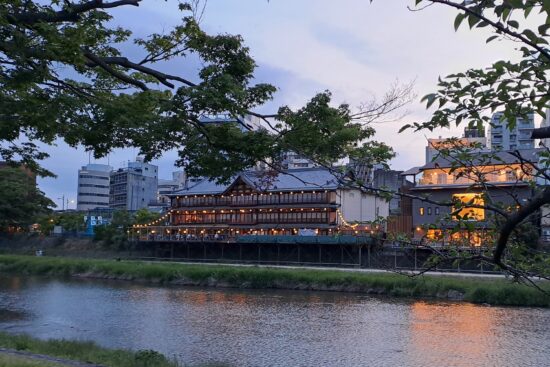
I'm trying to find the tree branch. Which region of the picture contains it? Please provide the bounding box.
[494,186,550,265]
[422,0,550,61]
[9,0,140,24]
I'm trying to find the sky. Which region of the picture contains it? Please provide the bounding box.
[36,0,534,209]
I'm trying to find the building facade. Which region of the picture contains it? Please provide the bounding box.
[406,149,539,246]
[425,136,487,164]
[490,111,535,150]
[76,164,112,211]
[133,168,389,239]
[109,158,158,211]
[156,171,186,208]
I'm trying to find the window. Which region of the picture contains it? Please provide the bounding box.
[427,207,432,215]
[419,207,424,216]
[452,193,485,221]
[435,207,440,215]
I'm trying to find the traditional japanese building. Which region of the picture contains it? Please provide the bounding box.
[134,168,389,240]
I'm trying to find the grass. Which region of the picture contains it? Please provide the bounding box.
[0,254,548,307]
[0,332,179,367]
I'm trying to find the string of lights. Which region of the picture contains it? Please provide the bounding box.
[336,209,359,228]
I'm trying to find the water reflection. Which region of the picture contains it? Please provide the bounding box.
[0,276,548,367]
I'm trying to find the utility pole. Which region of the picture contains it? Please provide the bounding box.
[57,194,65,211]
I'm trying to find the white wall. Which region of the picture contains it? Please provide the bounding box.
[337,188,389,224]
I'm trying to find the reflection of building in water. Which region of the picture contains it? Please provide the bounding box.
[409,302,495,366]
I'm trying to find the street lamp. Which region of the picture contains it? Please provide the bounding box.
[57,194,65,211]
[56,195,75,211]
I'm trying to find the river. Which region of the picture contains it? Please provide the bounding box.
[0,275,548,367]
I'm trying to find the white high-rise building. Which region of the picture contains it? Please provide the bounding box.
[77,164,112,211]
[490,111,535,150]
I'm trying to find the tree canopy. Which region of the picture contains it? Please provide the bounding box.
[0,0,406,180]
[0,166,54,231]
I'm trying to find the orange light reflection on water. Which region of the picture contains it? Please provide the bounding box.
[410,301,498,366]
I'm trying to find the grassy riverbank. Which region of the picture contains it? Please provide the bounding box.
[0,332,194,367]
[0,255,548,307]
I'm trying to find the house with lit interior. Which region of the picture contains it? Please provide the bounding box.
[404,149,540,246]
[135,168,389,239]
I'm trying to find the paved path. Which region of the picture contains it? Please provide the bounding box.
[141,258,520,279]
[0,348,104,367]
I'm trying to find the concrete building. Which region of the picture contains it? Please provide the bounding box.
[198,114,263,132]
[425,136,487,164]
[156,171,186,207]
[280,151,317,169]
[405,149,539,246]
[76,164,112,211]
[490,111,535,150]
[109,157,158,211]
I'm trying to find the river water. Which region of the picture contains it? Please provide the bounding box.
[0,276,548,367]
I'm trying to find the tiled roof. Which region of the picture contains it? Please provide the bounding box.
[172,168,343,196]
[419,148,542,170]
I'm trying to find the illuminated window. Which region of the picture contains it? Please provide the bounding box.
[419,207,425,216]
[426,229,442,241]
[452,194,485,221]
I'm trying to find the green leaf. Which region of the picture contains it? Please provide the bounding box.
[454,13,466,31]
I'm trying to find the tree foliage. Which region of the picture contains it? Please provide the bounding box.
[0,0,404,180]
[0,167,54,230]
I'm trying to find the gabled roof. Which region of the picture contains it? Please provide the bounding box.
[172,168,343,196]
[419,148,541,171]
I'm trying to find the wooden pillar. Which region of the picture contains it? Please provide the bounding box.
[367,244,371,268]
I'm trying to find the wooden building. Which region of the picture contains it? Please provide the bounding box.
[132,168,389,241]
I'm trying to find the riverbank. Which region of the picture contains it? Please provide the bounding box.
[0,332,225,367]
[0,255,548,307]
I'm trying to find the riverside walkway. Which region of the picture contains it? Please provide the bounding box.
[0,348,104,367]
[140,258,534,280]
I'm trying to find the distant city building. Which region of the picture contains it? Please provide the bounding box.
[425,136,487,164]
[198,114,263,132]
[463,121,485,138]
[490,111,534,150]
[280,151,317,169]
[76,164,112,211]
[157,171,186,207]
[540,108,550,148]
[109,157,158,211]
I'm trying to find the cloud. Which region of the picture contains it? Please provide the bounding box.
[35,0,535,199]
